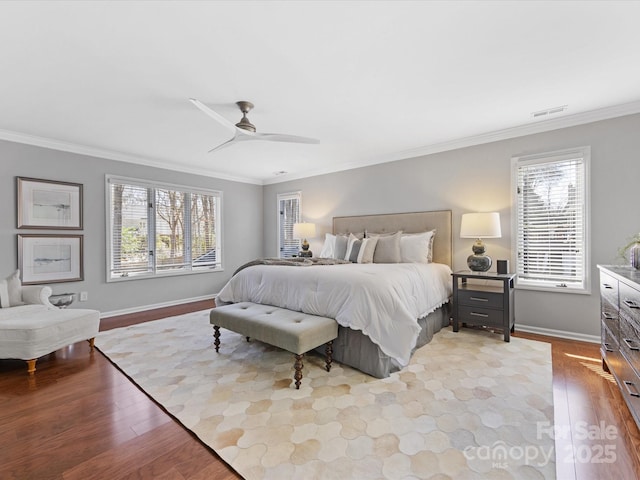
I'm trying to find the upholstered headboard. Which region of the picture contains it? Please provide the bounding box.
[332,210,452,267]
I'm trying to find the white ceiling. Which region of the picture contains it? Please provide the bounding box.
[1,1,640,185]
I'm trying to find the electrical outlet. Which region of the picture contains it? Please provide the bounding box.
[80,291,88,302]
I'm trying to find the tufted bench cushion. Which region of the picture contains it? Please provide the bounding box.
[210,302,338,388]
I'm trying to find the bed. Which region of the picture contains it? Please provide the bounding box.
[216,210,453,378]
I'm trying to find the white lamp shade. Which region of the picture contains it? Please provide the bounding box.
[293,222,316,239]
[460,212,501,238]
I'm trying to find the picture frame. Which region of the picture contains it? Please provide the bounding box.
[18,234,84,285]
[17,177,83,229]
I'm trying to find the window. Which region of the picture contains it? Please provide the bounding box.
[512,147,590,293]
[277,191,301,258]
[106,176,222,281]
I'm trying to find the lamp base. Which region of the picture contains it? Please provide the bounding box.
[467,254,492,272]
[298,250,313,258]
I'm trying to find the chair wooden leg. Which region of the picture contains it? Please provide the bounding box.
[294,354,303,389]
[213,325,220,352]
[325,341,334,372]
[26,359,37,375]
[88,338,95,349]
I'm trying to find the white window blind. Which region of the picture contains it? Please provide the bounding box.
[107,176,221,281]
[512,147,590,293]
[277,192,301,258]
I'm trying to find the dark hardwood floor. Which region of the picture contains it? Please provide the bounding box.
[1,301,638,479]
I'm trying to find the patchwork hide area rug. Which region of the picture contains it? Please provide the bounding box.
[95,310,555,479]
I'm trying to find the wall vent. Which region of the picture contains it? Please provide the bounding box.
[532,105,568,118]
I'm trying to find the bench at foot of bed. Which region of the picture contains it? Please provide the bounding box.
[210,302,338,389]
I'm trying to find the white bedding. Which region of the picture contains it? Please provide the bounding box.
[216,262,453,366]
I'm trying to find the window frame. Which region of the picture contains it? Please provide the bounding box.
[105,175,223,282]
[277,191,301,258]
[511,146,591,294]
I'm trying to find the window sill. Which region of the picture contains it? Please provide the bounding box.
[515,282,591,295]
[107,266,223,283]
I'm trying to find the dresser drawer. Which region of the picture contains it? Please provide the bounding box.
[607,349,640,427]
[458,289,503,309]
[602,321,619,353]
[600,272,619,310]
[619,282,640,326]
[602,307,619,341]
[458,305,504,327]
[620,315,640,377]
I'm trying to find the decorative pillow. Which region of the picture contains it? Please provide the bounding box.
[334,234,349,260]
[348,239,363,262]
[6,270,24,307]
[344,233,360,261]
[400,230,436,264]
[0,279,9,308]
[319,233,336,258]
[372,231,402,263]
[356,237,379,263]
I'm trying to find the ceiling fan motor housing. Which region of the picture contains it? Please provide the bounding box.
[235,101,256,132]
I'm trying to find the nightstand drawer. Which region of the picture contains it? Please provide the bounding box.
[458,305,504,327]
[458,290,503,309]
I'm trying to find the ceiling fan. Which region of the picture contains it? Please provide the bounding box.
[189,98,320,153]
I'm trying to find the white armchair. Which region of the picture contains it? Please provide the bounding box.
[0,271,100,374]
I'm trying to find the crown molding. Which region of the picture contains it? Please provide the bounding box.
[0,129,262,185]
[264,100,640,185]
[3,99,640,187]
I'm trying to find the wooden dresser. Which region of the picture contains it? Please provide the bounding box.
[598,265,640,430]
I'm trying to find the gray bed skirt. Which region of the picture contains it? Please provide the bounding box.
[316,301,452,379]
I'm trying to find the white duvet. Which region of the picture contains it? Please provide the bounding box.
[216,262,452,366]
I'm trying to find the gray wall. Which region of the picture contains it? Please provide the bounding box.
[264,113,640,339]
[0,140,263,314]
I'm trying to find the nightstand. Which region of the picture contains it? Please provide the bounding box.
[451,271,516,342]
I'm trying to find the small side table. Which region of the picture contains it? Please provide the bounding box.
[451,271,516,342]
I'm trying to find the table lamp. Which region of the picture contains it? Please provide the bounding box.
[293,222,316,258]
[460,212,501,272]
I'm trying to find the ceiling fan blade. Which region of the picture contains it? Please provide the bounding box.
[254,132,320,144]
[189,98,236,133]
[207,135,241,153]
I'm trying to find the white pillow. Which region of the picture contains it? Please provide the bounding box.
[6,270,24,306]
[400,230,435,264]
[0,279,9,308]
[319,233,336,259]
[344,233,359,261]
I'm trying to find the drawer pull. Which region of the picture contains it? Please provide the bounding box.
[623,381,640,397]
[603,284,613,290]
[469,297,489,302]
[602,312,616,320]
[603,343,615,352]
[469,312,489,318]
[623,338,640,351]
[623,299,640,309]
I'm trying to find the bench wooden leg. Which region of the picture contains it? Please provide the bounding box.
[294,354,303,389]
[88,338,95,350]
[26,359,37,375]
[213,325,220,352]
[325,341,333,372]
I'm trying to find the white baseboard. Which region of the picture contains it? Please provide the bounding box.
[516,324,600,344]
[101,299,600,345]
[101,294,217,319]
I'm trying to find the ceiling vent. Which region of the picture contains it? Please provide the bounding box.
[532,105,568,118]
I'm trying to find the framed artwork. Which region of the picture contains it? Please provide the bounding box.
[18,234,84,284]
[17,177,83,229]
